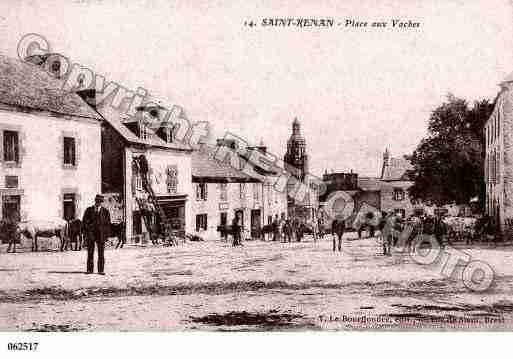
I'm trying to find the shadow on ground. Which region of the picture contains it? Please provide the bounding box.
[189,310,318,330]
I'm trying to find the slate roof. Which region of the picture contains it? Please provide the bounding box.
[0,54,101,120]
[191,145,260,183]
[96,102,192,152]
[382,156,413,181]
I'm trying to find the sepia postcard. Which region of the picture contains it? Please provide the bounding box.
[1,0,513,353]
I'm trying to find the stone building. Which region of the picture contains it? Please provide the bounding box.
[191,141,288,240]
[97,103,194,242]
[379,148,417,218]
[0,55,102,224]
[318,171,381,227]
[484,76,513,230]
[318,149,422,226]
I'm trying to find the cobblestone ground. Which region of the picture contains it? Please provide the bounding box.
[1,233,513,331]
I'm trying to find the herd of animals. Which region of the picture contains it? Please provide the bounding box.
[0,212,503,253]
[3,219,125,253]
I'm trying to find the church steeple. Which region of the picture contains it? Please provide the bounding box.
[284,117,308,180]
[381,147,390,179]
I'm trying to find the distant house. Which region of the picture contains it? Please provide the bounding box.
[379,149,417,218]
[0,55,102,224]
[318,149,422,226]
[318,172,381,227]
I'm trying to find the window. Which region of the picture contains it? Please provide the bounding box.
[235,209,244,229]
[196,183,208,201]
[3,130,19,163]
[140,122,150,140]
[63,137,76,166]
[395,209,406,218]
[497,113,500,139]
[485,154,488,183]
[392,187,405,201]
[219,183,228,201]
[5,176,18,188]
[132,162,143,192]
[196,214,207,231]
[496,151,500,184]
[239,183,246,200]
[63,193,76,220]
[166,165,178,194]
[50,60,61,76]
[253,183,260,201]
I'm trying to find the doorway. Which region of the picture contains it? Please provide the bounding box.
[234,209,244,229]
[2,195,20,222]
[251,209,261,239]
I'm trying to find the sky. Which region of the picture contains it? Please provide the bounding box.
[1,0,512,177]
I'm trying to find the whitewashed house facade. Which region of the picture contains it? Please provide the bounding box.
[0,55,102,226]
[97,103,194,242]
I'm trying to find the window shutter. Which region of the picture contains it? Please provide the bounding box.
[14,132,19,163]
[71,138,76,166]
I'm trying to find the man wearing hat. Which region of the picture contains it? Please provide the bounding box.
[82,194,111,274]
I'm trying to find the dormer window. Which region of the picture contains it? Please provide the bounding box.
[51,61,60,75]
[156,123,174,143]
[139,121,149,140]
[141,125,148,140]
[149,109,159,118]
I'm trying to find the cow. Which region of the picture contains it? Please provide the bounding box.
[353,211,382,239]
[8,219,67,253]
[442,216,477,244]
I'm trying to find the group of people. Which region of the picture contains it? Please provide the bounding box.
[379,211,454,256]
[270,213,318,243]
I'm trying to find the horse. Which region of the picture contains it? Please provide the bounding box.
[63,218,83,251]
[261,224,274,241]
[217,225,239,241]
[9,219,67,252]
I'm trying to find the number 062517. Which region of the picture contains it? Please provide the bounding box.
[7,342,39,351]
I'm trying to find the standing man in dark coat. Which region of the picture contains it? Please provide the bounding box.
[232,212,242,246]
[433,214,446,249]
[82,194,111,275]
[272,214,279,242]
[331,218,345,252]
